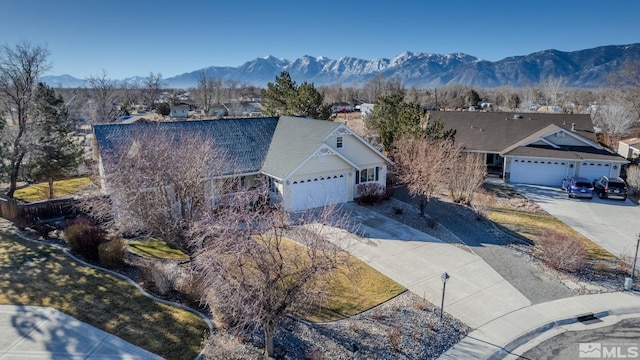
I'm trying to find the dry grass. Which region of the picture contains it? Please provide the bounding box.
[14,177,93,201]
[0,231,208,359]
[488,207,615,261]
[280,239,405,323]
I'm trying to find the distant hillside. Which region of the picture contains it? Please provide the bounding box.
[42,43,640,89]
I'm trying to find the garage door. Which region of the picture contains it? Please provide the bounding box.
[290,174,347,211]
[578,162,611,182]
[510,158,569,186]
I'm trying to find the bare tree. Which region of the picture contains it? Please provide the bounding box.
[193,71,223,116]
[446,152,487,205]
[0,41,51,198]
[609,60,640,119]
[391,134,460,216]
[598,103,637,149]
[540,76,567,107]
[189,191,350,359]
[86,70,120,123]
[361,74,403,103]
[141,72,163,111]
[90,128,230,251]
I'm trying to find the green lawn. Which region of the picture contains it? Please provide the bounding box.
[0,231,208,359]
[128,237,190,260]
[14,177,93,202]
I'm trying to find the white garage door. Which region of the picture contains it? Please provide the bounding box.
[510,158,569,186]
[290,174,347,211]
[578,162,611,182]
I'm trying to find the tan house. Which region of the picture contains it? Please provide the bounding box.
[94,116,390,211]
[617,137,640,162]
[435,112,628,186]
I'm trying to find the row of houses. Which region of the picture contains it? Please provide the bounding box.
[93,111,629,213]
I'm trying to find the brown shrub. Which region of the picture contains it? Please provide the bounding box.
[98,238,127,269]
[471,188,497,220]
[535,229,588,272]
[356,183,387,205]
[388,325,403,353]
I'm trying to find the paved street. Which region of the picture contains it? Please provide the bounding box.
[511,184,640,258]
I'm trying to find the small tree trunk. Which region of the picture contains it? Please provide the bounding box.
[419,197,426,217]
[48,177,55,199]
[263,319,275,359]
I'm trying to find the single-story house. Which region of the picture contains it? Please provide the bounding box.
[93,116,391,212]
[170,105,189,118]
[434,112,628,186]
[617,137,640,162]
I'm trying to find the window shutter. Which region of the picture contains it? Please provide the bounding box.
[375,167,379,181]
[355,170,360,184]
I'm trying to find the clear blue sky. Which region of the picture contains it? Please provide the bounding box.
[2,0,638,79]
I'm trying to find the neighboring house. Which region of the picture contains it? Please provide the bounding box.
[170,105,189,118]
[332,102,353,113]
[93,116,391,212]
[618,137,640,162]
[435,112,628,186]
[360,103,375,119]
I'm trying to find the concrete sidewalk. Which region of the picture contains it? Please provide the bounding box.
[439,292,640,359]
[0,305,163,360]
[324,203,532,329]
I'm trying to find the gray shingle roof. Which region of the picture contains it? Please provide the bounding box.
[433,111,596,153]
[94,117,279,176]
[262,116,341,179]
[504,145,627,161]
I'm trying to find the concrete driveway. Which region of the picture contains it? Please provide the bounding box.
[321,203,531,329]
[511,183,640,258]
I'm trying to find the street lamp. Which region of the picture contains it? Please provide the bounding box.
[440,272,450,321]
[631,233,640,286]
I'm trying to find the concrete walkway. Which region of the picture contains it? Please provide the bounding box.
[327,203,531,329]
[440,291,640,359]
[0,305,163,359]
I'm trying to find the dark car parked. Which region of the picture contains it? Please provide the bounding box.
[561,176,594,199]
[592,176,628,200]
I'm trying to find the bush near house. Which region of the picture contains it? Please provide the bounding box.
[357,183,388,205]
[63,216,107,262]
[534,229,588,272]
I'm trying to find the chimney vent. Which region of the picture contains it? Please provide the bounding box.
[571,123,576,131]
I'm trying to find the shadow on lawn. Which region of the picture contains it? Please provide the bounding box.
[0,233,207,360]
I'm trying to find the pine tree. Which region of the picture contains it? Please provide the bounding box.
[29,83,83,199]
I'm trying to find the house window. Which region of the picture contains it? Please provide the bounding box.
[337,136,343,148]
[356,167,380,184]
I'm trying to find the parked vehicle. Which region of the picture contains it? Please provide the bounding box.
[592,176,628,200]
[561,176,594,199]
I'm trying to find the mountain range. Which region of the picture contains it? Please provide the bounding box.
[42,43,640,89]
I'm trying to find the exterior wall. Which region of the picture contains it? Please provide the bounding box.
[354,165,387,198]
[331,134,384,167]
[542,133,593,146]
[293,153,353,177]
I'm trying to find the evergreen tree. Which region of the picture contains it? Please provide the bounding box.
[261,71,331,119]
[366,92,455,151]
[29,83,83,199]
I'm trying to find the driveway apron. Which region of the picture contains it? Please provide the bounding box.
[326,203,531,329]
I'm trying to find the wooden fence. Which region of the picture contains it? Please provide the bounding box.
[0,195,77,225]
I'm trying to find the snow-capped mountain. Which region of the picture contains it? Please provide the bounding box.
[41,43,640,89]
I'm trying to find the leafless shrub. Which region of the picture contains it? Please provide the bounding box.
[388,325,403,353]
[189,186,351,359]
[535,229,588,272]
[356,183,387,205]
[425,217,436,229]
[88,128,232,252]
[446,153,487,205]
[392,134,461,216]
[414,295,429,311]
[593,261,615,274]
[617,251,634,275]
[471,188,497,219]
[626,165,640,195]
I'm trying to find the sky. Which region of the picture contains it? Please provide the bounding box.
[1,0,639,80]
